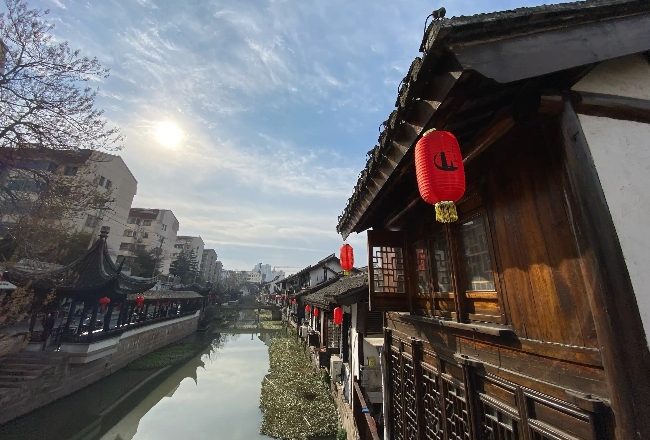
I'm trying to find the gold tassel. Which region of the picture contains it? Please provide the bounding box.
[435,201,458,223]
[343,270,350,276]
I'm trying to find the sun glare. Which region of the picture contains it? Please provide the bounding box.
[154,121,183,148]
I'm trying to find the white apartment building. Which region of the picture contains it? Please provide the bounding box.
[0,149,138,259]
[200,249,220,284]
[172,236,204,271]
[118,208,179,274]
[246,271,262,284]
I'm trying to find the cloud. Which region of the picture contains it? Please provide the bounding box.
[29,0,569,270]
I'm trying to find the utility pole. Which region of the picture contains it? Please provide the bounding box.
[87,204,111,249]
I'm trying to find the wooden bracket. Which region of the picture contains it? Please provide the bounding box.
[453,353,483,369]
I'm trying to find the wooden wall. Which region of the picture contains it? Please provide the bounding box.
[480,121,599,347]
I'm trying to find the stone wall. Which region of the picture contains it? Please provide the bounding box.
[0,332,28,358]
[0,313,199,424]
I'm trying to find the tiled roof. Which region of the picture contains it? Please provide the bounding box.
[127,290,204,301]
[303,274,368,310]
[336,0,650,238]
[8,231,156,296]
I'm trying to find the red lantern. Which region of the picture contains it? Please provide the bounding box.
[340,244,354,275]
[415,129,465,223]
[116,304,122,311]
[305,305,311,314]
[99,297,110,309]
[333,307,343,325]
[155,301,160,307]
[136,296,145,308]
[313,308,319,318]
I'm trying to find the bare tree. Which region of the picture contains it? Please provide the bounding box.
[0,0,122,263]
[0,0,122,152]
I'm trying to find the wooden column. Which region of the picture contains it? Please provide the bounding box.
[63,300,76,333]
[77,304,88,334]
[560,100,650,440]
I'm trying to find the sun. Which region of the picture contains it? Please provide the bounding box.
[154,121,183,148]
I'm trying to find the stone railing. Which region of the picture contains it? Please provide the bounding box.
[58,311,196,344]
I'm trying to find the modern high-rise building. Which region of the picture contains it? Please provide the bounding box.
[1,148,138,259]
[118,208,179,274]
[200,249,220,284]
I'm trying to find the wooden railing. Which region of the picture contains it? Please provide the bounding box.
[353,380,381,440]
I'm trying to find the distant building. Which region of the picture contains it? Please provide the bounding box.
[0,38,8,75]
[200,249,219,284]
[173,236,204,272]
[0,148,138,259]
[118,208,179,274]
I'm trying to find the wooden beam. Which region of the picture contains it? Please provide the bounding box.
[574,91,650,124]
[462,115,515,165]
[560,99,650,440]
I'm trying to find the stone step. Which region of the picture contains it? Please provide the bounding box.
[0,367,46,376]
[0,381,25,389]
[0,362,50,371]
[0,374,38,382]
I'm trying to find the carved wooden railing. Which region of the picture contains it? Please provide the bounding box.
[353,380,381,440]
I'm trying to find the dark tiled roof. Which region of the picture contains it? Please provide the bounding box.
[336,0,650,238]
[303,274,368,310]
[8,232,156,296]
[127,290,203,301]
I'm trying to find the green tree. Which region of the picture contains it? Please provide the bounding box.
[169,250,199,284]
[124,247,163,277]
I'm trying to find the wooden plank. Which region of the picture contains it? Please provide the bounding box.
[462,115,515,164]
[481,380,517,408]
[560,100,650,440]
[532,401,594,440]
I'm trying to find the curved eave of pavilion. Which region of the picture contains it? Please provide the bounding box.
[7,231,156,297]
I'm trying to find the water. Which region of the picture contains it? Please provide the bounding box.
[0,332,276,440]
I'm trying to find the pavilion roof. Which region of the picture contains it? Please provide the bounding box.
[127,290,204,301]
[8,228,156,297]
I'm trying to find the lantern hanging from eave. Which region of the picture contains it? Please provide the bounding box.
[415,129,465,223]
[305,304,311,314]
[340,244,354,275]
[333,307,343,325]
[136,296,145,308]
[99,297,110,309]
[313,308,319,318]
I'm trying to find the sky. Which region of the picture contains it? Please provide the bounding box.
[22,0,569,273]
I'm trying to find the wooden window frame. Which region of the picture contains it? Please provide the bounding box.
[406,190,507,325]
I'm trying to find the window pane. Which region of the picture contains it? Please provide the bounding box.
[431,230,453,293]
[413,242,431,294]
[459,215,495,291]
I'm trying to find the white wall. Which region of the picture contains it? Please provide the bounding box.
[573,54,650,340]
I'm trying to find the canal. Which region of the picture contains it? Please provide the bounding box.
[0,332,276,440]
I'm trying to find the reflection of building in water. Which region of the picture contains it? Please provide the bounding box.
[98,350,208,440]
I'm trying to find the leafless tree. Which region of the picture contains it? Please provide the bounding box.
[0,0,122,263]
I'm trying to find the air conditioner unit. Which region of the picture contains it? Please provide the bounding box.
[360,365,382,391]
[330,355,343,383]
[299,326,307,338]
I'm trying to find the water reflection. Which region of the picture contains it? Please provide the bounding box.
[0,332,282,440]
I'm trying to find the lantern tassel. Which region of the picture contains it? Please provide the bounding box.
[435,201,458,223]
[343,270,350,276]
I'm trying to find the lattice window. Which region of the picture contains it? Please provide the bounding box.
[390,348,404,440]
[327,318,341,348]
[480,398,520,440]
[402,354,418,440]
[372,246,406,294]
[421,364,444,440]
[443,377,471,440]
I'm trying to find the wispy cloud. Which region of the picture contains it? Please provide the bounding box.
[27,0,572,270]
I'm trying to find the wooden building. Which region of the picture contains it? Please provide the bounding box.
[336,2,650,439]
